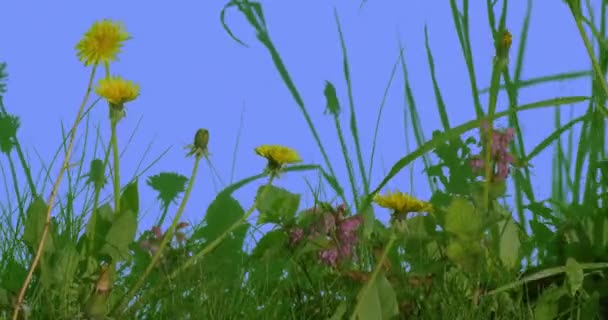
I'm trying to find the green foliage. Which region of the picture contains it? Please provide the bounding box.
[3,0,608,318]
[354,273,399,320]
[255,185,300,225]
[147,172,188,209]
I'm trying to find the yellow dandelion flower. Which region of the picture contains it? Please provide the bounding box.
[95,76,139,106]
[374,190,432,214]
[255,144,302,169]
[76,19,130,66]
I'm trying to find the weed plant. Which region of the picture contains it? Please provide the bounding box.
[1,0,608,319]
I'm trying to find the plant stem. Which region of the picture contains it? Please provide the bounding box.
[111,120,121,212]
[112,153,202,315]
[12,64,97,320]
[117,174,276,317]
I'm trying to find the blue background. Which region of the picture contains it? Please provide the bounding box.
[0,1,592,238]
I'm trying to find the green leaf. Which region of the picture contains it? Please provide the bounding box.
[533,285,566,320]
[251,230,287,260]
[1,260,27,293]
[193,192,249,287]
[444,197,482,241]
[146,172,188,209]
[565,258,584,296]
[86,159,106,190]
[0,110,19,154]
[22,197,55,255]
[100,210,138,262]
[529,220,554,243]
[354,273,399,320]
[329,302,347,320]
[255,185,300,225]
[85,204,114,253]
[323,81,341,116]
[120,180,139,215]
[498,217,521,270]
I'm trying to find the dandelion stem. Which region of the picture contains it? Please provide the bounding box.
[111,120,121,212]
[112,153,202,315]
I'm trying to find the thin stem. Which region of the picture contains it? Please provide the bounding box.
[12,64,97,320]
[117,173,277,317]
[113,153,203,315]
[111,120,120,212]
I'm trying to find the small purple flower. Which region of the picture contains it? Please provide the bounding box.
[319,247,339,266]
[289,227,304,245]
[339,215,362,234]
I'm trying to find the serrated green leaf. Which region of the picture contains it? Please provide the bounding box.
[255,185,300,225]
[146,172,188,209]
[22,197,55,255]
[0,111,19,154]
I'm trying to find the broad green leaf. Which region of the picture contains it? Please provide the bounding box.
[354,273,399,320]
[194,192,245,241]
[1,260,27,293]
[255,185,300,225]
[52,242,80,285]
[120,180,139,215]
[533,285,566,320]
[100,209,137,262]
[565,258,584,295]
[194,192,249,287]
[22,197,55,255]
[498,217,521,270]
[445,197,482,241]
[85,204,114,253]
[251,230,287,260]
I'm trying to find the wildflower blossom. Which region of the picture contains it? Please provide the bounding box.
[374,190,433,214]
[288,227,304,246]
[255,145,301,174]
[76,19,130,66]
[289,203,363,267]
[95,76,139,106]
[471,124,516,180]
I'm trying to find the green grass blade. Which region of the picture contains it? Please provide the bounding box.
[424,26,450,131]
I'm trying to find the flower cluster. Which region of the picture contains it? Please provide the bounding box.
[288,204,363,267]
[469,123,516,181]
[139,222,189,256]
